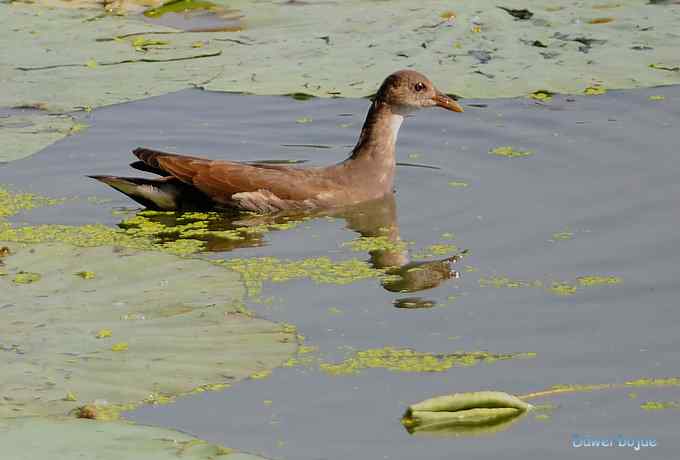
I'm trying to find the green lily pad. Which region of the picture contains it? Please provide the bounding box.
[3,1,680,161]
[0,113,83,163]
[0,417,266,460]
[0,241,297,419]
[4,1,680,109]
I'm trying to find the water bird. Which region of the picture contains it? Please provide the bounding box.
[90,70,463,212]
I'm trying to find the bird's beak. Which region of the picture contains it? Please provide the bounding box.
[432,91,464,112]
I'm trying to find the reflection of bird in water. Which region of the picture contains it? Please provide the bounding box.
[89,70,462,212]
[338,195,463,303]
[210,194,464,300]
[115,193,463,302]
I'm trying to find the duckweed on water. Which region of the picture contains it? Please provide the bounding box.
[343,235,408,253]
[219,256,389,297]
[550,282,578,296]
[576,275,622,286]
[640,400,680,410]
[490,146,533,158]
[479,273,622,296]
[0,187,303,255]
[412,243,459,259]
[12,271,41,284]
[521,377,680,400]
[479,276,542,289]
[529,90,554,101]
[552,231,574,240]
[626,377,680,387]
[583,86,608,95]
[0,186,63,218]
[318,347,536,376]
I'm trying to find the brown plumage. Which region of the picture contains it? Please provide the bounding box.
[90,70,463,212]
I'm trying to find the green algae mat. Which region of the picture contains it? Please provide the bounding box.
[2,0,680,161]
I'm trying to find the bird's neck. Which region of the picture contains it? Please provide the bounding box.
[348,100,403,166]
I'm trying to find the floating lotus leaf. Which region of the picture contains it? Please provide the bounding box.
[2,1,680,161]
[0,417,266,460]
[0,113,83,163]
[0,242,297,419]
[402,391,532,435]
[3,1,680,110]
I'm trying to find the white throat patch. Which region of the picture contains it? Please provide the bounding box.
[388,114,404,142]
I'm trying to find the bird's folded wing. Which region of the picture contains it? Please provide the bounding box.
[133,147,334,205]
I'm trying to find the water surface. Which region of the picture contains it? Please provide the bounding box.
[3,86,679,459]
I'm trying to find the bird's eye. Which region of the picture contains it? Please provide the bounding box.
[414,82,426,92]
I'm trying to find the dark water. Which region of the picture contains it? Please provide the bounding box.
[3,86,680,459]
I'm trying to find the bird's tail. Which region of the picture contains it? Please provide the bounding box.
[88,175,184,210]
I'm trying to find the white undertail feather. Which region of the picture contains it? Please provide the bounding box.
[100,178,178,210]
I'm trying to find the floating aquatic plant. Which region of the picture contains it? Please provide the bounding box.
[0,186,64,218]
[529,90,554,101]
[0,417,264,460]
[640,400,680,410]
[0,242,296,419]
[576,275,622,286]
[477,272,622,296]
[402,391,532,435]
[318,347,536,376]
[343,235,408,253]
[584,86,608,95]
[219,256,389,297]
[490,146,533,158]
